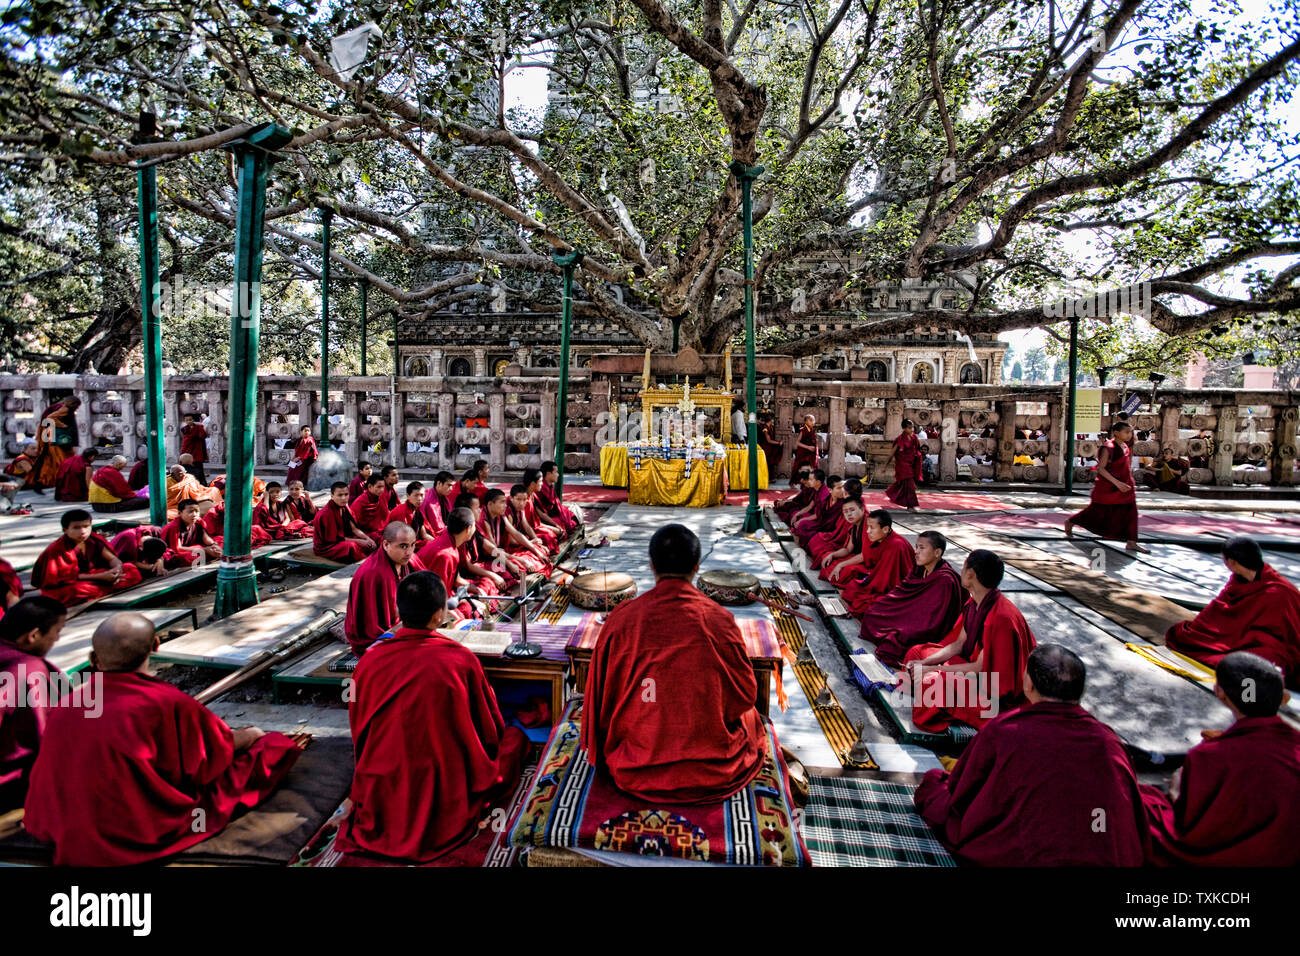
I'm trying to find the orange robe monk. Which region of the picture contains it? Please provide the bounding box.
[165,471,220,519]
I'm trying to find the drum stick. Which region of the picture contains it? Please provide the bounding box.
[749,590,815,622]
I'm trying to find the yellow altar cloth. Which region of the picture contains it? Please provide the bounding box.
[627,457,726,507]
[599,444,768,492]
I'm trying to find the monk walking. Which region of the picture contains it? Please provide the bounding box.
[1065,420,1147,552]
[286,425,317,487]
[884,418,922,511]
[0,596,67,812]
[31,396,81,490]
[344,522,427,656]
[24,612,303,866]
[31,510,143,605]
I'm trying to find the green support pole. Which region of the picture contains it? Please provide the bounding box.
[1064,315,1079,495]
[552,249,583,499]
[318,207,333,449]
[213,122,293,619]
[360,279,369,376]
[135,112,166,527]
[730,160,765,534]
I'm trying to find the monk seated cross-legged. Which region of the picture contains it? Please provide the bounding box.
[1141,651,1300,866]
[252,481,312,541]
[479,489,549,576]
[164,463,220,520]
[773,467,813,525]
[418,471,457,540]
[530,463,577,539]
[793,473,840,548]
[786,469,828,542]
[23,612,304,866]
[388,481,435,543]
[350,474,392,547]
[582,524,767,804]
[31,509,143,605]
[334,571,529,865]
[914,644,1150,866]
[347,461,373,505]
[416,507,485,620]
[807,478,862,567]
[816,495,865,582]
[453,493,520,598]
[0,596,68,812]
[862,530,966,667]
[285,480,317,523]
[836,508,916,617]
[313,482,378,563]
[1164,536,1300,686]
[901,549,1036,733]
[508,483,558,556]
[162,499,223,567]
[344,522,427,657]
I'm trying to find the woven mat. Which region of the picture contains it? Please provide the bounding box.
[802,775,954,867]
[537,587,572,623]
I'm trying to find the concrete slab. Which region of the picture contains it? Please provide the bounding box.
[47,605,198,675]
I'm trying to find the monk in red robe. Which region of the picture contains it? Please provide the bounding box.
[1065,421,1147,552]
[789,414,820,487]
[417,508,483,619]
[1165,536,1300,685]
[0,543,23,622]
[787,469,829,543]
[388,481,434,542]
[535,461,579,536]
[865,530,966,667]
[313,482,377,562]
[350,474,392,546]
[0,596,67,811]
[3,443,38,490]
[345,523,427,656]
[252,481,311,540]
[89,455,150,513]
[774,467,814,524]
[179,413,209,484]
[128,456,150,491]
[108,525,185,577]
[335,571,528,864]
[522,467,566,545]
[758,414,783,476]
[201,502,270,550]
[836,509,916,616]
[1141,651,1300,865]
[508,483,558,554]
[31,510,143,605]
[347,462,373,505]
[471,460,492,504]
[162,500,223,566]
[285,426,317,487]
[915,644,1149,866]
[454,494,518,595]
[53,447,95,502]
[31,397,81,490]
[816,496,865,581]
[24,611,303,866]
[903,549,1036,732]
[285,480,318,523]
[583,523,767,804]
[795,473,844,547]
[884,418,922,511]
[479,489,549,575]
[419,472,457,539]
[379,465,402,510]
[806,478,860,562]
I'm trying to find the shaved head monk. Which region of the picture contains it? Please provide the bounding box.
[416,507,482,619]
[862,530,966,667]
[915,644,1149,866]
[350,474,391,546]
[582,524,767,804]
[836,509,916,615]
[529,464,574,539]
[388,481,433,542]
[1142,652,1300,865]
[347,461,372,505]
[165,463,219,520]
[24,612,302,865]
[31,509,143,605]
[335,571,528,864]
[1165,536,1300,686]
[419,471,457,539]
[774,468,813,524]
[0,596,67,811]
[344,522,427,656]
[313,481,377,562]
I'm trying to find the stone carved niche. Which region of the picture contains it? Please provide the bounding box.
[911,360,937,383]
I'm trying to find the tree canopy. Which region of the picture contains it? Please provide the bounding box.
[0,0,1297,373]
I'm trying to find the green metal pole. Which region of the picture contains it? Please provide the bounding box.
[213,122,293,619]
[360,279,368,376]
[552,250,583,499]
[730,160,765,534]
[1064,315,1079,495]
[135,112,166,527]
[318,207,333,449]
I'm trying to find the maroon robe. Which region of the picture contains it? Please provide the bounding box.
[108,525,187,573]
[809,510,852,566]
[313,500,369,562]
[792,484,832,545]
[1141,715,1300,866]
[388,501,427,538]
[347,474,368,504]
[478,511,548,575]
[819,521,864,582]
[758,423,783,475]
[885,432,922,509]
[53,451,93,501]
[285,435,317,486]
[863,560,966,666]
[915,700,1150,866]
[90,464,136,501]
[286,493,318,522]
[417,530,476,618]
[510,499,558,553]
[334,627,528,863]
[459,531,516,594]
[128,458,150,491]
[536,480,577,535]
[1070,439,1138,540]
[23,671,300,866]
[30,534,143,605]
[774,485,813,524]
[180,422,208,463]
[1165,565,1300,686]
[0,641,63,812]
[839,529,916,616]
[253,500,310,540]
[344,549,427,656]
[350,491,390,546]
[161,516,210,566]
[0,558,22,624]
[582,577,767,804]
[789,424,820,486]
[419,490,452,539]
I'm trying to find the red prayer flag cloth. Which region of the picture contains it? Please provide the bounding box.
[344,549,427,656]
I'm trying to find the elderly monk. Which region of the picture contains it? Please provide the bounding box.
[785,469,827,538]
[350,474,392,547]
[817,496,866,581]
[347,461,373,505]
[89,455,150,513]
[915,644,1149,866]
[388,481,434,542]
[0,596,67,812]
[313,482,377,563]
[864,530,966,667]
[345,522,427,656]
[536,460,579,536]
[285,479,317,523]
[837,509,916,616]
[416,507,483,619]
[807,478,862,565]
[108,526,183,577]
[23,612,302,866]
[479,489,549,574]
[1141,652,1300,865]
[902,549,1036,732]
[508,483,557,555]
[3,442,39,490]
[165,463,220,519]
[335,572,528,864]
[162,499,222,565]
[253,481,311,540]
[1165,536,1300,686]
[53,447,95,502]
[419,471,457,539]
[31,509,142,605]
[794,473,842,548]
[583,524,766,804]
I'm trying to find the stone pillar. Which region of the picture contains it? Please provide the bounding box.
[1159,401,1181,453]
[342,388,361,466]
[72,380,94,452]
[884,398,904,437]
[487,392,505,473]
[776,395,794,479]
[473,348,487,377]
[590,375,611,450]
[995,400,1017,482]
[1212,403,1237,486]
[205,388,226,467]
[429,348,443,376]
[253,385,267,467]
[437,392,455,471]
[163,388,181,464]
[120,382,139,461]
[828,397,846,477]
[939,399,959,482]
[1270,403,1297,486]
[540,389,557,461]
[1045,399,1062,485]
[389,385,406,468]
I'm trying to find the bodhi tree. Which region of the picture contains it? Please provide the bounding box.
[0,0,1296,372]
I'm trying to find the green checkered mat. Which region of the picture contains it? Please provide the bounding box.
[802,775,955,867]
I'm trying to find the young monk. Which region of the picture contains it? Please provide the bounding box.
[789,414,820,486]
[808,479,862,565]
[379,465,402,509]
[478,489,548,575]
[522,468,566,544]
[108,526,183,577]
[334,571,529,864]
[535,460,579,536]
[817,496,866,581]
[31,509,143,605]
[179,413,209,484]
[0,596,67,812]
[285,479,318,523]
[786,469,827,537]
[419,472,457,539]
[902,549,1036,732]
[508,483,557,555]
[162,499,223,565]
[347,461,373,505]
[344,522,427,656]
[89,455,150,513]
[53,447,95,502]
[1141,651,1300,866]
[794,473,844,548]
[1065,420,1147,552]
[313,482,378,562]
[915,644,1149,866]
[350,474,392,547]
[252,481,311,540]
[583,524,767,804]
[454,493,518,595]
[388,481,433,542]
[774,467,813,524]
[863,530,966,667]
[471,460,492,504]
[24,611,303,866]
[837,509,916,616]
[416,508,482,619]
[884,418,922,512]
[1164,536,1300,686]
[286,425,317,487]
